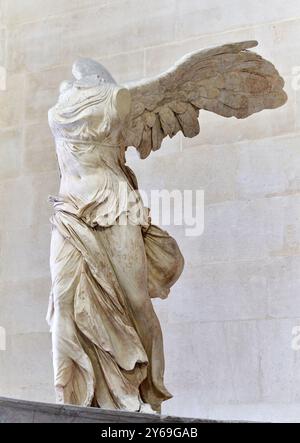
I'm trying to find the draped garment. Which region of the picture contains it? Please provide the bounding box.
[47,81,184,412]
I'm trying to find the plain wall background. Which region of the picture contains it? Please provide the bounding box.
[1,0,300,422]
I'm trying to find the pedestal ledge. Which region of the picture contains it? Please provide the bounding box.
[0,397,220,423]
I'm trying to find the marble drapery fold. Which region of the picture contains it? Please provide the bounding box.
[47,203,183,411]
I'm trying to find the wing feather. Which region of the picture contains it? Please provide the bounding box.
[123,40,287,158]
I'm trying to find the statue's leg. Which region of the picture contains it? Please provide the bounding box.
[50,226,94,405]
[100,224,172,412]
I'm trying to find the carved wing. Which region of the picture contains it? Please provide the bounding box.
[123,41,287,159]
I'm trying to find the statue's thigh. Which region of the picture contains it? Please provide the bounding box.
[50,227,81,307]
[102,224,146,268]
[100,224,150,304]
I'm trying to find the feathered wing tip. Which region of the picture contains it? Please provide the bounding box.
[123,40,287,159]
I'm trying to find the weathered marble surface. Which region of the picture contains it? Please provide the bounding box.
[123,40,287,159]
[48,57,185,413]
[0,397,219,423]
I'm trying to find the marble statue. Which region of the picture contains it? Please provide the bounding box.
[47,41,287,413]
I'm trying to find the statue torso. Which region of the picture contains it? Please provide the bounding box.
[48,81,147,227]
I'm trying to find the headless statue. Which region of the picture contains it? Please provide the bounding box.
[47,41,287,413]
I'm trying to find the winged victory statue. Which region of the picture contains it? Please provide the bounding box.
[47,41,287,413]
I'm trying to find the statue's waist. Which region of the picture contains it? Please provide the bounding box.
[56,137,120,148]
[49,183,149,228]
[58,168,132,196]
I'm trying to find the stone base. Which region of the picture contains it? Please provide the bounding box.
[0,397,219,423]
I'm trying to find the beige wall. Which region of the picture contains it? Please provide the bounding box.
[0,0,300,422]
